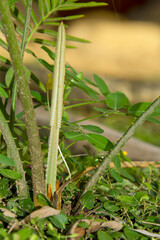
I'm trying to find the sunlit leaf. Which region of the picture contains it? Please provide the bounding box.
[86,133,112,150]
[64,131,87,141]
[106,91,130,110]
[81,125,104,133]
[94,74,110,96]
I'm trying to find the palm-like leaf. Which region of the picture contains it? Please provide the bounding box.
[0,0,107,91]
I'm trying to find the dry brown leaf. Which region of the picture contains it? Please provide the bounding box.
[0,208,16,218]
[102,220,123,231]
[24,206,60,223]
[8,206,60,233]
[69,218,123,240]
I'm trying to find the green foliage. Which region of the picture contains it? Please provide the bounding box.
[0,0,160,239]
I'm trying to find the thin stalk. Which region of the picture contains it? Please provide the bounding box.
[46,22,66,195]
[82,97,160,195]
[10,0,33,129]
[0,109,28,197]
[0,0,45,206]
[64,100,102,110]
[21,0,33,58]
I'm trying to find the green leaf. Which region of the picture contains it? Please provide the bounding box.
[0,56,11,65]
[128,102,151,116]
[106,91,130,110]
[59,2,108,11]
[46,15,84,22]
[147,117,160,123]
[104,202,120,212]
[66,34,90,43]
[86,133,112,150]
[113,156,121,169]
[30,90,47,103]
[118,168,135,182]
[38,0,45,17]
[8,0,19,8]
[97,230,113,240]
[41,45,55,60]
[64,131,87,141]
[128,102,160,118]
[78,221,89,228]
[109,169,123,183]
[0,38,8,50]
[5,67,14,87]
[71,79,99,97]
[11,6,32,31]
[81,125,104,133]
[31,38,56,47]
[0,179,11,198]
[37,58,53,72]
[30,72,46,93]
[0,154,15,167]
[37,193,51,206]
[0,87,8,98]
[119,195,136,206]
[124,227,141,240]
[49,213,68,229]
[19,198,34,212]
[80,190,95,210]
[13,228,32,240]
[0,169,21,180]
[135,191,149,202]
[94,74,110,96]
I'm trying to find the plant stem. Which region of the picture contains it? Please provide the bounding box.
[21,0,33,58]
[82,97,160,194]
[0,0,45,205]
[0,109,28,197]
[10,0,33,129]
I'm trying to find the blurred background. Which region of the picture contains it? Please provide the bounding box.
[22,0,160,103]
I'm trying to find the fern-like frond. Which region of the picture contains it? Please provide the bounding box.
[0,38,8,51]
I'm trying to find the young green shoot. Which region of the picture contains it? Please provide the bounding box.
[46,22,67,196]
